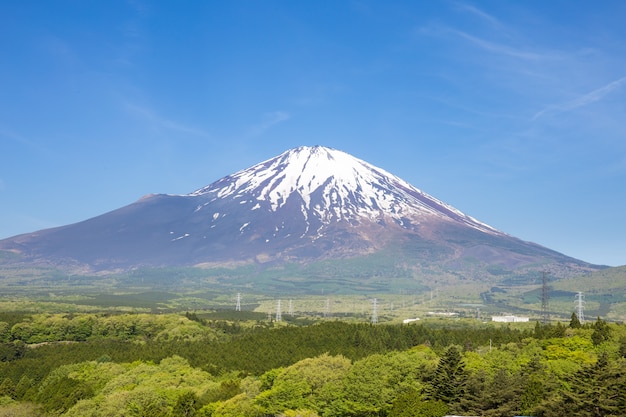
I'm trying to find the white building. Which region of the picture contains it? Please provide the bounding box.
[491,315,529,323]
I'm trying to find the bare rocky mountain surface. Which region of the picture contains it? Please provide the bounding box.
[0,146,600,290]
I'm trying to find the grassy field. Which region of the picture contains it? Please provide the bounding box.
[1,263,624,321]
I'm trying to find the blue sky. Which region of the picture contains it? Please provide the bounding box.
[1,1,625,266]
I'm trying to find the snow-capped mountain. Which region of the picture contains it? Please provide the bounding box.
[189,146,501,237]
[0,146,594,280]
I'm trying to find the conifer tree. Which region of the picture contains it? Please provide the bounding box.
[591,317,611,346]
[426,345,467,411]
[14,375,34,400]
[0,377,16,399]
[539,352,626,416]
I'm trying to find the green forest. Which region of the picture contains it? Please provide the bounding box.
[0,310,624,417]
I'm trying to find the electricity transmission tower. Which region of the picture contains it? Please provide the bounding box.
[288,299,294,316]
[235,293,241,311]
[371,298,378,324]
[324,298,331,318]
[275,300,282,322]
[576,292,585,325]
[541,272,550,324]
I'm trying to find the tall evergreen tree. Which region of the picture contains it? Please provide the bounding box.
[591,317,611,346]
[426,345,467,412]
[569,312,581,328]
[0,377,16,399]
[539,352,626,416]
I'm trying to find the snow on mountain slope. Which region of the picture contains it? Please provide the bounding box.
[0,145,593,276]
[189,146,503,237]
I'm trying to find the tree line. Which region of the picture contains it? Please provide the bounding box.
[0,312,624,416]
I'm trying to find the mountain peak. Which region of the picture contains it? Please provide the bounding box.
[0,145,594,278]
[190,146,501,236]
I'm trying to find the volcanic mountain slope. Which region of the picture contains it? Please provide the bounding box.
[0,146,595,277]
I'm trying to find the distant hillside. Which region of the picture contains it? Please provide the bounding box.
[0,146,602,293]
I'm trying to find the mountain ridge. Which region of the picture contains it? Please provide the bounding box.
[0,146,600,285]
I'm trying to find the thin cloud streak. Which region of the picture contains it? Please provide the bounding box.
[453,30,546,60]
[246,111,291,137]
[533,76,626,120]
[418,23,553,61]
[453,2,503,28]
[122,102,209,137]
[0,127,55,157]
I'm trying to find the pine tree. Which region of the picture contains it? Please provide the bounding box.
[591,317,611,346]
[540,352,626,416]
[426,345,467,411]
[0,377,16,399]
[14,375,34,400]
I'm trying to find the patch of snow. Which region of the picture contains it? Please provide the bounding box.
[188,146,504,236]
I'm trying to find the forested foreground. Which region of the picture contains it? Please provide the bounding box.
[0,312,624,417]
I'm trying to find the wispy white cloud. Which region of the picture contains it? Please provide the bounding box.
[418,21,555,62]
[451,29,548,61]
[247,111,291,137]
[453,2,503,28]
[127,0,150,15]
[532,76,626,120]
[122,102,209,137]
[0,126,54,156]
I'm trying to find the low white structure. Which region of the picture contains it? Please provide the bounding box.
[427,311,458,316]
[491,315,529,323]
[402,318,420,324]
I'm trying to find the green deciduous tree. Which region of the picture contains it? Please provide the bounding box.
[210,393,260,417]
[171,390,199,417]
[325,350,429,417]
[256,353,352,415]
[389,389,448,417]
